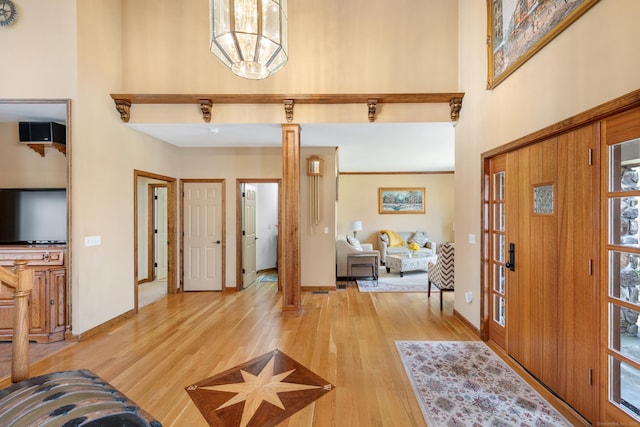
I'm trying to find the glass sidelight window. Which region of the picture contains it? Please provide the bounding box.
[491,170,506,327]
[607,138,640,421]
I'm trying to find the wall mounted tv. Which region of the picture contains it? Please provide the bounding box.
[0,188,67,245]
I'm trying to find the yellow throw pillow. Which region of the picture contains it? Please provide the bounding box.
[381,230,405,248]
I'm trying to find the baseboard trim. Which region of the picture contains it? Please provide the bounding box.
[453,309,481,338]
[66,309,137,342]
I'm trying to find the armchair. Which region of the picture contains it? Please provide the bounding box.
[336,238,380,279]
[427,242,455,310]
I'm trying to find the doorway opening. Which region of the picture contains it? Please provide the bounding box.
[237,179,280,290]
[134,170,177,311]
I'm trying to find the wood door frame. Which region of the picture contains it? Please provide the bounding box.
[133,170,177,313]
[148,183,167,283]
[236,179,281,291]
[180,179,226,292]
[0,99,73,338]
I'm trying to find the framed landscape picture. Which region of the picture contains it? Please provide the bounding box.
[378,187,425,214]
[487,0,599,89]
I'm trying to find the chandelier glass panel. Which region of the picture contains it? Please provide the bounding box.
[209,0,288,79]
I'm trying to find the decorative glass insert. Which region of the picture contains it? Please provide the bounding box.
[493,264,505,294]
[609,304,640,365]
[609,138,640,192]
[609,357,640,419]
[494,295,505,326]
[493,203,505,231]
[609,197,640,248]
[494,171,505,200]
[533,185,553,214]
[608,250,640,300]
[493,234,505,263]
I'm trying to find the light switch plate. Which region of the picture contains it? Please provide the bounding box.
[85,236,101,246]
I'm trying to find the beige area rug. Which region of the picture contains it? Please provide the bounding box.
[396,341,572,427]
[356,267,437,292]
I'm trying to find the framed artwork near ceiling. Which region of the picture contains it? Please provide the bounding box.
[378,187,425,214]
[486,0,599,89]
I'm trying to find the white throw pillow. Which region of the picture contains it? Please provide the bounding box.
[346,236,363,250]
[408,231,429,247]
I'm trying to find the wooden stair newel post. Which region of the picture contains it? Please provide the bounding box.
[280,124,301,316]
[12,260,33,383]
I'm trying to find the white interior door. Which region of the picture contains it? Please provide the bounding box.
[242,184,258,288]
[154,186,168,281]
[184,182,222,291]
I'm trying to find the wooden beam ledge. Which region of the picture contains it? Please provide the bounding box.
[110,92,465,123]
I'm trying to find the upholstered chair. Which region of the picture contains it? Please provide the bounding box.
[427,243,455,310]
[336,238,380,279]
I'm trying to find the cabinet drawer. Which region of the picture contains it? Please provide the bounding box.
[0,248,64,267]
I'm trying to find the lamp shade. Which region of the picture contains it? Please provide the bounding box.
[352,221,363,232]
[209,0,288,79]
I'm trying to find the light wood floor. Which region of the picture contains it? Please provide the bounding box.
[0,283,587,426]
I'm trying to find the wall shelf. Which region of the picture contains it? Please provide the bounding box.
[26,143,66,157]
[110,92,465,124]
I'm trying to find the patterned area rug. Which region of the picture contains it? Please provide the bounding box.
[186,349,333,427]
[357,268,437,293]
[396,341,571,427]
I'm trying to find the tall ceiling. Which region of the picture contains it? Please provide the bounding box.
[0,103,455,172]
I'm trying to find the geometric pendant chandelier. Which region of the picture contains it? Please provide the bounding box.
[209,0,288,79]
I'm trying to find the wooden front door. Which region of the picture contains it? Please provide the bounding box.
[506,138,559,389]
[492,126,598,422]
[555,124,598,421]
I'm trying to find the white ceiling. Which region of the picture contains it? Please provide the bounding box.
[0,103,455,172]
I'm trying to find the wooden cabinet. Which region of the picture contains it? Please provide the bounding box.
[0,246,67,343]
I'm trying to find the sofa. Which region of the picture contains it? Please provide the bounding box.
[378,230,436,264]
[336,237,380,279]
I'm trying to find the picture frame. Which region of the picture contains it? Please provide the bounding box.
[378,187,425,214]
[486,0,599,89]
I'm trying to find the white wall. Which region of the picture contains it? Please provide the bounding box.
[0,0,458,333]
[455,0,640,328]
[338,173,455,248]
[0,0,77,98]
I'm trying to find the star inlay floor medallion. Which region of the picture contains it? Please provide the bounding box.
[186,349,334,426]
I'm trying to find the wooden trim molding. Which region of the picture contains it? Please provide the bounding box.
[66,309,137,342]
[454,309,481,338]
[340,170,455,175]
[110,92,465,123]
[280,124,301,317]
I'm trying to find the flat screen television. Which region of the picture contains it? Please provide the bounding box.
[0,188,67,245]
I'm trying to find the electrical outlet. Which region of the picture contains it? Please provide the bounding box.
[468,234,476,244]
[465,291,473,303]
[84,236,101,247]
[324,227,329,234]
